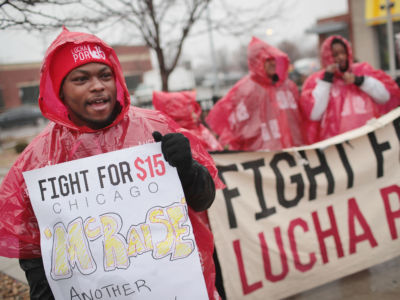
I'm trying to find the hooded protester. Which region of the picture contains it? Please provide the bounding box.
[206,36,305,151]
[152,90,226,298]
[0,28,223,300]
[300,35,400,144]
[153,90,223,152]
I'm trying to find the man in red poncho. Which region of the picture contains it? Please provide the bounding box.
[206,36,305,151]
[0,28,223,300]
[153,90,223,152]
[300,35,400,144]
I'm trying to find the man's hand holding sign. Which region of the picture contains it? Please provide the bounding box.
[153,131,215,212]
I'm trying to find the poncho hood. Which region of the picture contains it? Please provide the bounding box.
[152,90,201,130]
[39,27,131,132]
[153,90,223,151]
[320,35,353,70]
[247,36,290,87]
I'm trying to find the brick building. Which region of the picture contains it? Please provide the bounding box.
[0,45,152,110]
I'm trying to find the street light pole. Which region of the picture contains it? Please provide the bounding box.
[385,0,396,77]
[206,5,220,97]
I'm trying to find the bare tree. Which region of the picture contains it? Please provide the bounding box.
[215,47,230,74]
[277,40,302,63]
[231,44,248,74]
[0,0,291,91]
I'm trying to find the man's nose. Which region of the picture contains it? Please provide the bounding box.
[90,77,105,91]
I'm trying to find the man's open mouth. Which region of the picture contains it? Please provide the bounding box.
[88,97,109,105]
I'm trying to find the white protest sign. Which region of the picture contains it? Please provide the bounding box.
[23,142,208,300]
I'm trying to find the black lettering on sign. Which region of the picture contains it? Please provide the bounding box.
[368,131,391,178]
[38,170,90,201]
[270,153,304,209]
[336,143,354,189]
[299,149,334,200]
[393,116,400,141]
[217,164,240,229]
[242,159,276,221]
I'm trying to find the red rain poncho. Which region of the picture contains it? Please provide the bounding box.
[153,90,223,151]
[300,35,400,144]
[0,28,222,300]
[206,37,304,151]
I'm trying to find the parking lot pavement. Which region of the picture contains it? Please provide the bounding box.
[0,124,35,285]
[0,257,26,284]
[0,121,48,141]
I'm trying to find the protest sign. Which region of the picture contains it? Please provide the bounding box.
[209,108,400,300]
[23,143,208,300]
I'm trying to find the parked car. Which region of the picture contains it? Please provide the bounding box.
[0,105,46,129]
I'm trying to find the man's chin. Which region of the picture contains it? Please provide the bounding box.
[89,117,115,129]
[339,63,349,72]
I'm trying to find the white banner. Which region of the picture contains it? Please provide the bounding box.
[23,143,208,300]
[210,109,400,300]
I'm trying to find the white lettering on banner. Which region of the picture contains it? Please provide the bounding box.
[341,95,367,116]
[331,85,341,98]
[269,119,281,139]
[236,101,250,122]
[228,101,250,127]
[261,123,271,141]
[276,90,297,109]
[341,99,351,116]
[209,109,400,300]
[353,96,367,114]
[228,112,236,127]
[23,143,209,300]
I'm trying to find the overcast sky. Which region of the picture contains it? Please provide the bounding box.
[0,0,347,66]
[186,0,348,67]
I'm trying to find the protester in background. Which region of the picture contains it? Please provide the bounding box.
[152,89,226,298]
[0,27,223,300]
[206,36,305,151]
[153,90,223,151]
[300,35,400,144]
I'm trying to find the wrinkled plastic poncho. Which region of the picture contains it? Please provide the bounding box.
[153,90,223,151]
[0,28,222,300]
[206,37,304,151]
[300,35,400,144]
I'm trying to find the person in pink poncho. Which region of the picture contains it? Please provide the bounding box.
[153,90,223,152]
[0,27,223,300]
[300,35,400,144]
[206,36,305,151]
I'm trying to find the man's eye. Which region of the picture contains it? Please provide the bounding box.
[72,76,88,82]
[101,72,113,79]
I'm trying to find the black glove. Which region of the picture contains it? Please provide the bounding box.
[323,71,334,82]
[152,131,192,171]
[152,131,215,211]
[354,75,365,87]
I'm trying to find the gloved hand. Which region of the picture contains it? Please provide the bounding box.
[152,131,215,211]
[152,131,193,173]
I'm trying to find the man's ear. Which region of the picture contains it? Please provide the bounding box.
[59,80,65,101]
